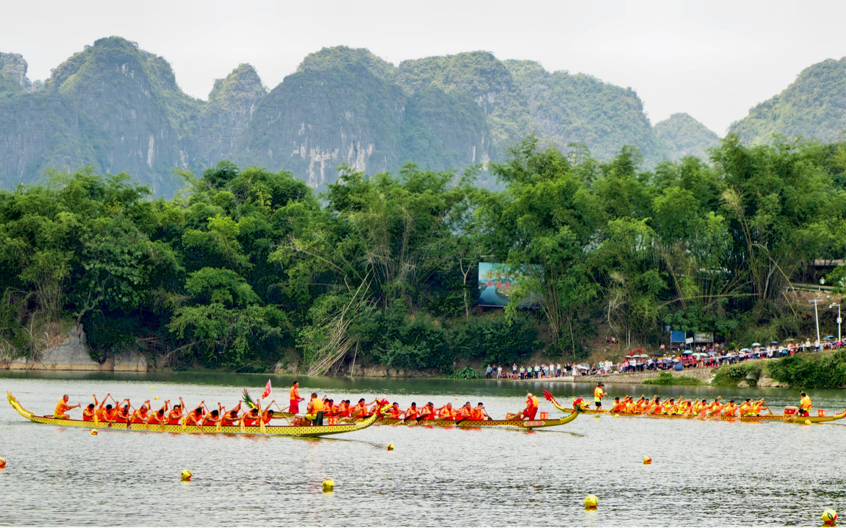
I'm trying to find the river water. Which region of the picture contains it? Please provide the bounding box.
[0,371,844,526]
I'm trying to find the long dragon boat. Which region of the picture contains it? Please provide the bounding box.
[6,392,377,437]
[339,408,581,429]
[542,391,846,424]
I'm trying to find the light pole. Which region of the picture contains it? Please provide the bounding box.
[811,299,823,350]
[831,303,842,345]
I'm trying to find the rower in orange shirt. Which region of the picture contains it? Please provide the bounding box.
[418,402,437,420]
[113,401,131,423]
[185,402,206,426]
[520,393,539,420]
[289,381,304,414]
[167,398,185,425]
[385,402,402,419]
[323,399,336,417]
[455,402,473,419]
[54,394,81,419]
[404,402,419,420]
[336,400,351,418]
[95,393,113,422]
[469,402,488,421]
[130,401,151,424]
[438,403,456,419]
[350,399,369,418]
[609,397,625,413]
[203,404,224,427]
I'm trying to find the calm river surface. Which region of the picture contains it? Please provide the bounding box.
[0,371,844,526]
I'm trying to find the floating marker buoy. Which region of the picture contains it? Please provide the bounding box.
[181,470,192,481]
[805,420,812,425]
[154,397,159,400]
[322,478,335,492]
[0,457,6,468]
[614,414,620,418]
[584,495,598,510]
[91,429,98,436]
[387,444,395,451]
[150,387,154,390]
[643,456,652,465]
[823,509,837,526]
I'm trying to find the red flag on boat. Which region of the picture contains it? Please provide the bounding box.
[261,379,272,399]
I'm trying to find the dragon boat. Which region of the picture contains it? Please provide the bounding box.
[339,407,581,429]
[6,392,377,437]
[542,391,846,424]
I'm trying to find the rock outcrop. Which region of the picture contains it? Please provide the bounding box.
[0,53,28,88]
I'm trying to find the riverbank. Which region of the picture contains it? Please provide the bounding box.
[485,368,716,385]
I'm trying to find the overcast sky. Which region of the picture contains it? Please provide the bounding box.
[1,0,843,135]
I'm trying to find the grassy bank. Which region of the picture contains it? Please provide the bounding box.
[641,372,704,386]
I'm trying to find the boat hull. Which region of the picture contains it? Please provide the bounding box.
[6,392,377,437]
[342,410,580,429]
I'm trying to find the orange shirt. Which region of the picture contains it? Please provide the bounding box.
[470,409,484,420]
[221,413,239,426]
[54,400,71,417]
[405,407,418,419]
[186,412,203,425]
[438,407,455,419]
[147,413,163,425]
[242,414,258,426]
[290,386,300,400]
[167,410,182,425]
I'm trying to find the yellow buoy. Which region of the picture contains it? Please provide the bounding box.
[150,387,154,390]
[322,478,335,492]
[181,470,192,481]
[91,429,98,436]
[584,495,598,510]
[387,444,395,451]
[822,509,837,526]
[0,457,6,468]
[154,397,159,400]
[614,414,620,418]
[643,456,652,465]
[805,420,812,425]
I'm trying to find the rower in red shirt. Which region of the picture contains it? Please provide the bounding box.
[241,408,260,427]
[130,401,151,424]
[82,394,100,422]
[220,402,241,426]
[167,398,185,425]
[519,393,539,420]
[185,402,206,426]
[147,401,169,425]
[203,404,224,426]
[336,400,351,418]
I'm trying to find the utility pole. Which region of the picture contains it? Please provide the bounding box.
[811,299,823,350]
[831,303,842,345]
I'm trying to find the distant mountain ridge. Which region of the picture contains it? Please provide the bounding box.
[0,37,730,195]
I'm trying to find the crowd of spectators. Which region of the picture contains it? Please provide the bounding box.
[483,338,845,380]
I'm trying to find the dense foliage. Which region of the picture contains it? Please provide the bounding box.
[2,133,846,374]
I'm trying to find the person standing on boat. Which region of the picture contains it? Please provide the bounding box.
[799,392,812,416]
[289,381,304,414]
[520,393,539,420]
[594,383,605,410]
[54,395,81,419]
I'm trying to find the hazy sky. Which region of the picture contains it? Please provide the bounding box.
[2,0,843,134]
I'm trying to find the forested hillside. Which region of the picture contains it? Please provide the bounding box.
[0,38,686,194]
[730,58,846,145]
[1,136,844,374]
[654,113,720,160]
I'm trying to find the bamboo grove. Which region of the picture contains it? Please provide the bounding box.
[1,134,845,374]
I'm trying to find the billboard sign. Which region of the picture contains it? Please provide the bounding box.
[477,263,538,307]
[670,331,686,343]
[694,332,714,343]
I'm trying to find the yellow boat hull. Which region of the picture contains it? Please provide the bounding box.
[6,392,377,437]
